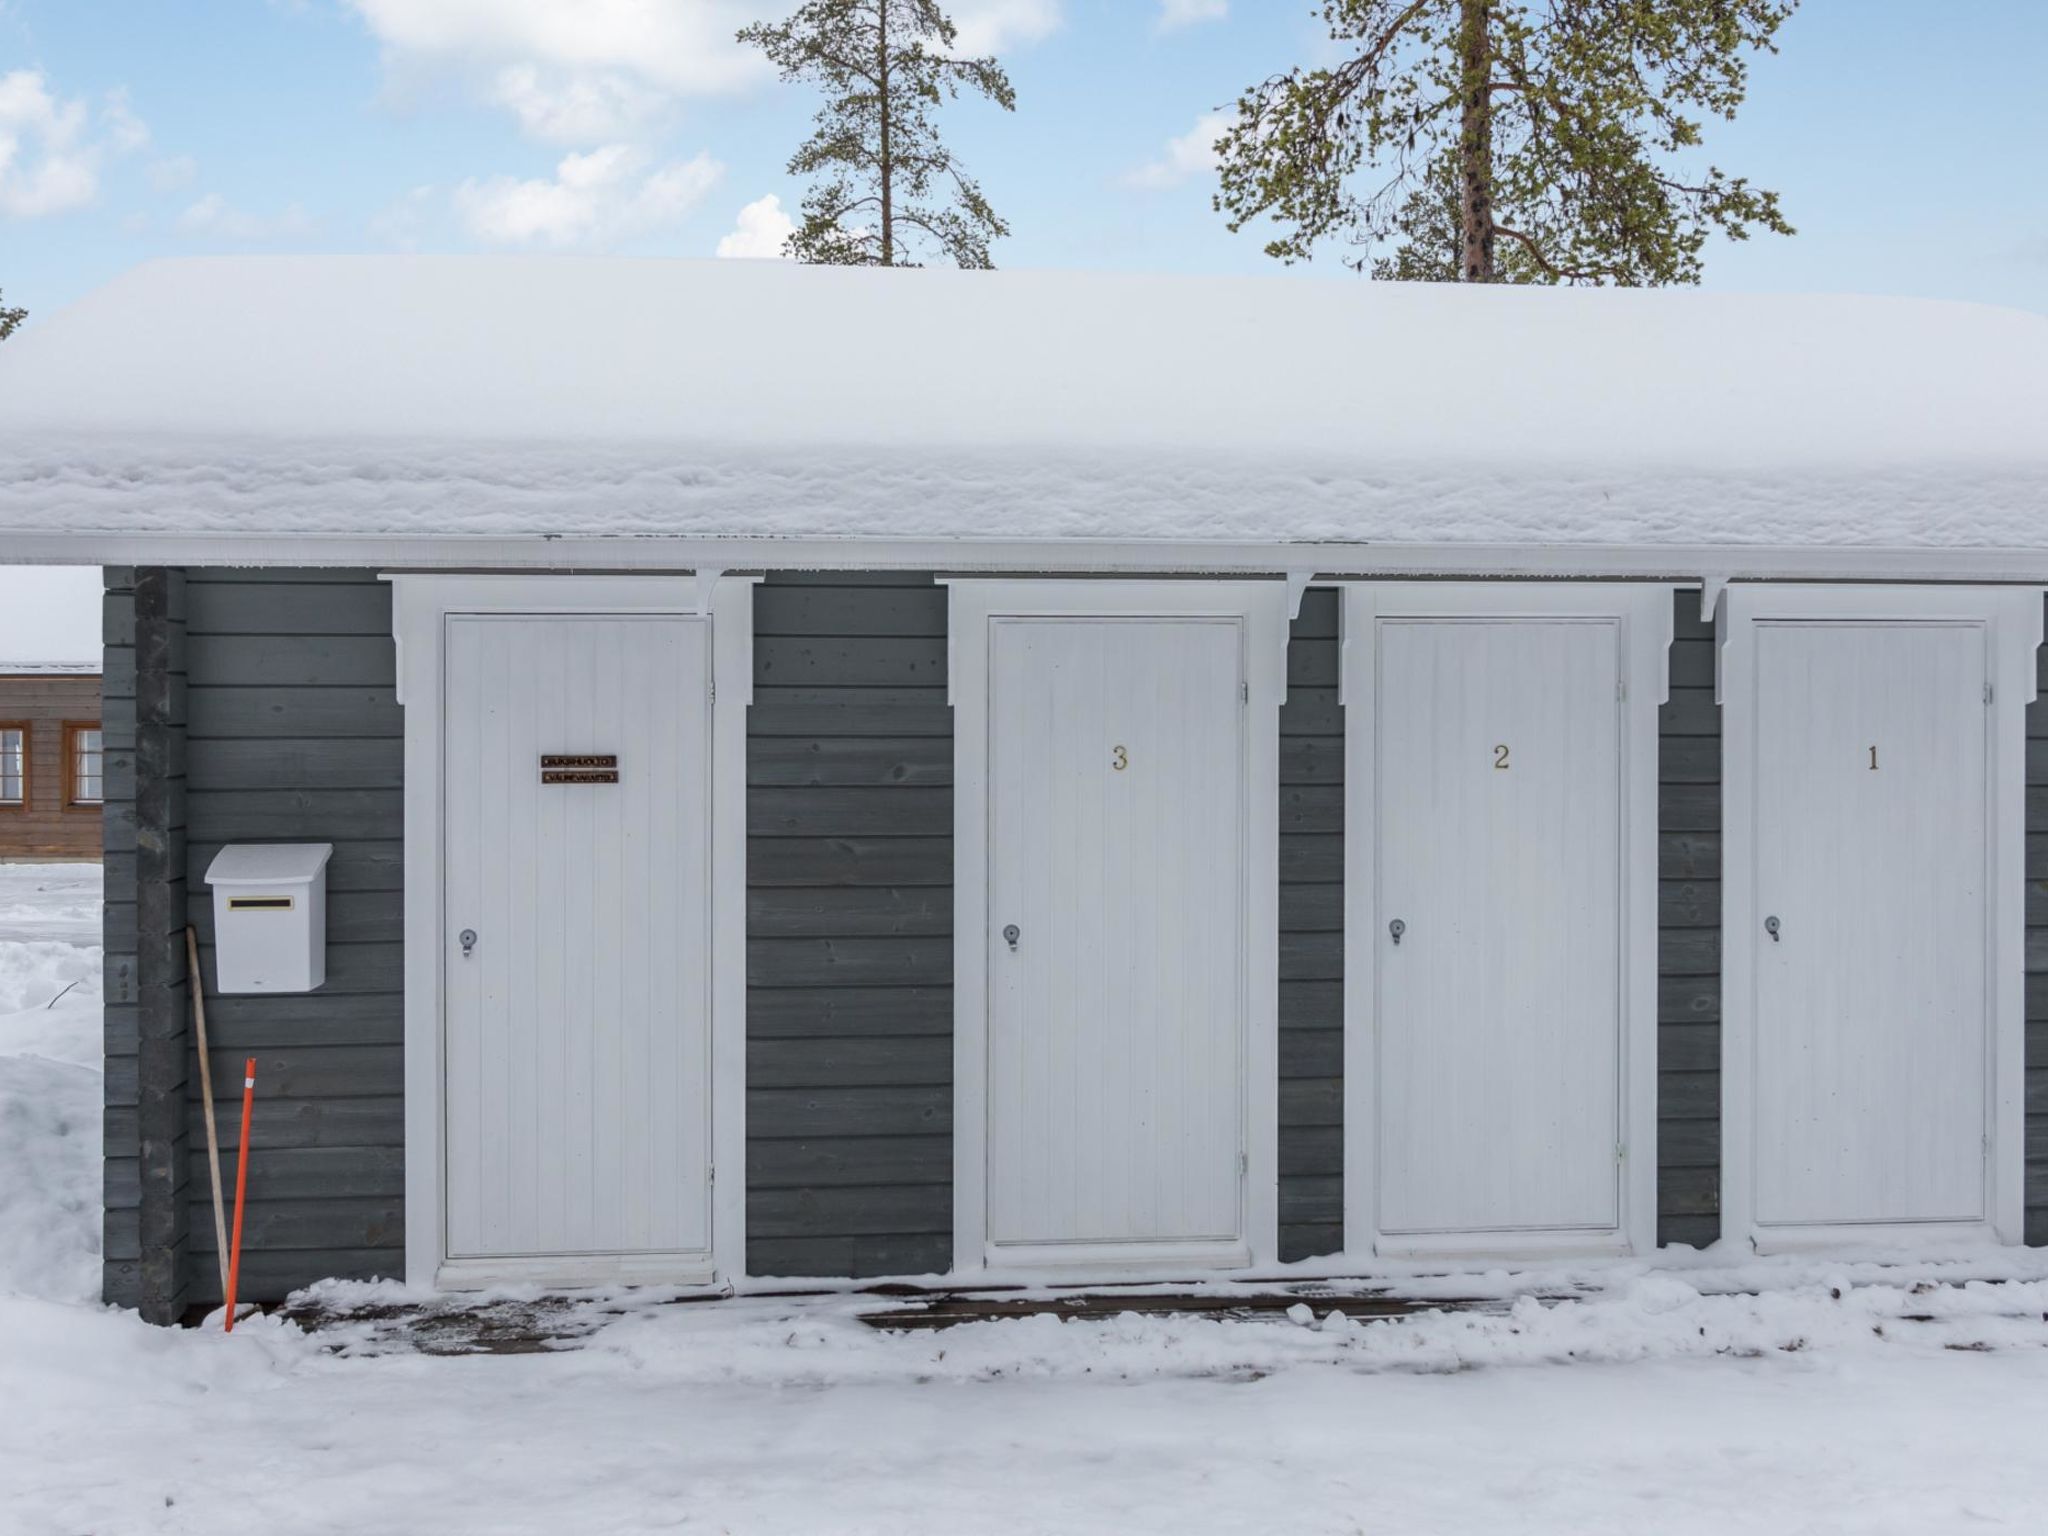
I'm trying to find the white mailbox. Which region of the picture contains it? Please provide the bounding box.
[205,843,334,994]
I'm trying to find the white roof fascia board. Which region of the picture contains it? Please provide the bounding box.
[11,531,2048,586]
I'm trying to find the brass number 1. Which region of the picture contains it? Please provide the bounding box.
[1868,745,1879,770]
[1112,745,1129,771]
[1494,744,1511,770]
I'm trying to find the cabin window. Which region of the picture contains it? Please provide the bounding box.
[0,725,24,807]
[66,724,103,808]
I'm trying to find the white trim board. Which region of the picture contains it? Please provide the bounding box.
[1338,582,1675,1262]
[23,531,2048,585]
[388,573,755,1291]
[944,579,1290,1278]
[1717,583,2042,1253]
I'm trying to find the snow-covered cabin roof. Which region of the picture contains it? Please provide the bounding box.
[0,661,98,676]
[1,256,2045,568]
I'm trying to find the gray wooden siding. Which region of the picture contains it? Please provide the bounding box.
[747,572,954,1278]
[100,575,2043,1315]
[177,569,403,1304]
[2027,624,2048,1243]
[100,569,144,1308]
[1660,595,1721,1247]
[1280,591,1342,1260]
[101,568,196,1320]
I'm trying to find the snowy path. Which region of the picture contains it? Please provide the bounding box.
[7,1291,2048,1536]
[7,860,2048,1534]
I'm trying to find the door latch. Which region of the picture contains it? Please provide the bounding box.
[1389,918,1405,946]
[1764,915,1780,943]
[1002,924,1020,952]
[459,928,478,958]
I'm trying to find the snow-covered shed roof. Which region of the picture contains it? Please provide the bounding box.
[1,255,2044,569]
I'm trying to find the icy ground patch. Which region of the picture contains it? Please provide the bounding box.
[6,863,2048,1534]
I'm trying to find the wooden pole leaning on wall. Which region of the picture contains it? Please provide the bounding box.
[223,1058,257,1333]
[185,927,230,1290]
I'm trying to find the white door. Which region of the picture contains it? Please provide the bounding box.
[985,617,1247,1264]
[1373,617,1626,1245]
[1751,621,1989,1232]
[442,614,714,1271]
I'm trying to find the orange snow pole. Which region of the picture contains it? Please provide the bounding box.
[222,1057,257,1333]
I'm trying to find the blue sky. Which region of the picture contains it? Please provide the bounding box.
[1,0,2046,325]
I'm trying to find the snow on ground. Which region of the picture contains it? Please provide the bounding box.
[7,861,2048,1533]
[0,863,103,1304]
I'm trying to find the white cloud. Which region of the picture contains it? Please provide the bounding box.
[456,144,723,247]
[1156,0,1226,30]
[101,88,151,153]
[345,0,768,142]
[488,62,670,145]
[0,72,170,219]
[345,2,1062,146]
[0,71,101,218]
[176,192,316,240]
[1125,111,1230,190]
[716,193,795,259]
[369,183,440,250]
[950,0,1063,56]
[147,153,197,193]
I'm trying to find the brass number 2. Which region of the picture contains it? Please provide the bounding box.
[1868,745,1878,770]
[1112,745,1129,772]
[1494,744,1511,770]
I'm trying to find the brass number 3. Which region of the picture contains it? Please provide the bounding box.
[1868,745,1879,770]
[1112,745,1129,771]
[1494,744,1511,770]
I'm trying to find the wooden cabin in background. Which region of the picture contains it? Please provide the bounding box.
[0,663,102,862]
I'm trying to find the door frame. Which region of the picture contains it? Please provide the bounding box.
[1718,583,2041,1252]
[1339,582,1675,1260]
[388,574,755,1290]
[944,579,1290,1276]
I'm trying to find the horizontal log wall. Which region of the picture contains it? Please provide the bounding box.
[1280,591,1341,1260]
[176,570,403,1304]
[99,570,148,1308]
[747,572,954,1277]
[1660,594,1721,1246]
[101,575,2044,1314]
[2028,631,2048,1243]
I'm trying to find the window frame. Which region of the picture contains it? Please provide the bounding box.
[0,721,28,812]
[62,721,102,812]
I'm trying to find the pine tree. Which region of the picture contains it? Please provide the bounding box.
[0,291,23,342]
[739,1,1016,268]
[1215,0,1798,284]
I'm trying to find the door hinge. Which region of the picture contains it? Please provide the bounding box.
[1616,678,1626,703]
[1616,1142,1627,1163]
[1241,680,1250,705]
[708,1162,716,1183]
[1985,681,1994,706]
[1238,1149,1249,1176]
[710,679,717,704]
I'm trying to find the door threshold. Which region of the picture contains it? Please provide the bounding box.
[437,1255,721,1291]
